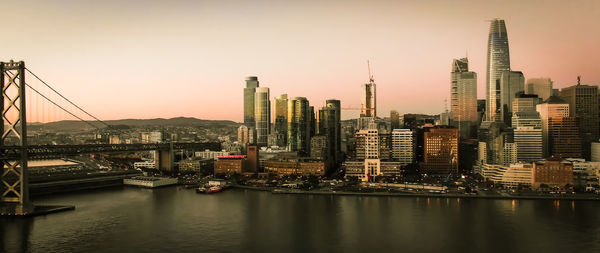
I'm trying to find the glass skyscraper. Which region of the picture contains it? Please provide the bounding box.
[450,57,477,139]
[288,97,311,155]
[485,19,510,123]
[254,87,270,147]
[244,76,259,128]
[273,94,288,147]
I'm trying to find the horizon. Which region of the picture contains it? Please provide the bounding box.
[2,0,599,122]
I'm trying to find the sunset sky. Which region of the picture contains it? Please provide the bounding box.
[2,0,599,122]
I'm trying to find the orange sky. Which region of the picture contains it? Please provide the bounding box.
[2,0,599,122]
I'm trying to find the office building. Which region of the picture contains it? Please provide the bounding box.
[391,129,414,165]
[288,97,311,155]
[500,70,524,125]
[560,81,599,160]
[485,19,511,122]
[422,127,459,174]
[254,87,270,147]
[549,117,582,158]
[390,110,401,130]
[273,94,288,147]
[526,78,553,101]
[450,57,478,139]
[244,76,259,128]
[536,96,570,157]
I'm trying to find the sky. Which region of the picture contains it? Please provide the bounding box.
[2,0,599,122]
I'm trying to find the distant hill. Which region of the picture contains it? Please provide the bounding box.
[35,117,241,132]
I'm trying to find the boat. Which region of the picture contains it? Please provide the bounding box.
[196,186,207,193]
[207,186,223,194]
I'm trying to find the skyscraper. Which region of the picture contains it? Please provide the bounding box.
[288,97,311,155]
[526,78,553,101]
[273,94,288,148]
[500,70,524,125]
[325,99,341,162]
[450,57,478,139]
[559,80,599,160]
[536,96,570,157]
[254,87,270,147]
[392,129,414,165]
[423,127,459,174]
[512,95,543,162]
[390,110,401,130]
[244,76,259,128]
[485,19,511,122]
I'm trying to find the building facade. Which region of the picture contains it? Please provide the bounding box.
[422,127,459,174]
[485,19,511,122]
[450,57,478,139]
[391,129,414,165]
[254,87,271,147]
[244,76,259,128]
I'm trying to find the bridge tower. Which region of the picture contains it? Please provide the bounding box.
[0,60,33,215]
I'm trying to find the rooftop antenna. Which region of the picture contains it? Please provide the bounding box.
[577,75,581,86]
[367,60,374,83]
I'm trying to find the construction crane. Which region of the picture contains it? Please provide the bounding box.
[367,60,374,83]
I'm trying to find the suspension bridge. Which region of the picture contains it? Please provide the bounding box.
[0,60,219,215]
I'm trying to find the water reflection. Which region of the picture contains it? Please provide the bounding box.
[1,188,599,252]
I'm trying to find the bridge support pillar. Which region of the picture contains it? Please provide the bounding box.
[0,60,33,216]
[155,148,174,172]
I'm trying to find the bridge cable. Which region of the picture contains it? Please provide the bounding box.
[25,83,101,129]
[25,68,110,127]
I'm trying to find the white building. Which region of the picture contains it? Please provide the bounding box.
[481,163,533,188]
[391,129,414,165]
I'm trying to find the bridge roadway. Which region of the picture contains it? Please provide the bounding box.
[0,142,220,160]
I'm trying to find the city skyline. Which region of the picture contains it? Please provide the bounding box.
[1,0,599,122]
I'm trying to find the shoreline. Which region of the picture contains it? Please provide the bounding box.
[231,185,600,201]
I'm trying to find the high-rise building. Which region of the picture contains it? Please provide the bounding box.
[526,78,553,101]
[310,135,328,160]
[237,125,249,145]
[559,81,599,160]
[390,110,401,130]
[379,133,392,161]
[254,87,270,147]
[500,70,524,125]
[536,96,570,157]
[354,129,379,160]
[512,94,542,113]
[422,127,459,174]
[391,129,414,165]
[245,144,259,173]
[478,121,508,165]
[244,76,259,128]
[512,94,543,162]
[361,72,376,118]
[273,94,288,148]
[325,99,341,163]
[485,19,511,122]
[450,57,478,139]
[288,97,311,155]
[549,117,582,158]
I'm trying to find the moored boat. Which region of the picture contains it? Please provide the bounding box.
[207,186,223,194]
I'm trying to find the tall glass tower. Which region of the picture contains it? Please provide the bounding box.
[254,87,270,147]
[288,97,311,155]
[450,57,477,139]
[485,19,510,122]
[244,76,259,128]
